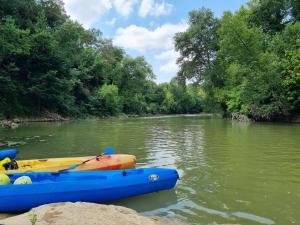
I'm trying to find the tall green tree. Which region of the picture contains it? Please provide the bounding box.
[175,8,219,83]
[175,1,300,120]
[282,40,300,114]
[0,17,30,117]
[248,0,288,33]
[97,84,121,116]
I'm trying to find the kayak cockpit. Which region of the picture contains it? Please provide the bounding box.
[7,172,108,184]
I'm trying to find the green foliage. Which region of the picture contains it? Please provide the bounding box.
[217,9,286,120]
[248,0,300,33]
[0,17,31,117]
[175,8,219,83]
[0,0,203,118]
[160,80,202,114]
[175,1,300,121]
[290,0,300,21]
[282,40,300,113]
[97,84,121,116]
[28,211,38,225]
[248,0,288,33]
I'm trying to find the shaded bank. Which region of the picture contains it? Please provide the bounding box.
[0,112,69,129]
[230,113,300,123]
[0,113,215,129]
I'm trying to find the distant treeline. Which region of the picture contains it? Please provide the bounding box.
[0,0,202,119]
[175,0,300,121]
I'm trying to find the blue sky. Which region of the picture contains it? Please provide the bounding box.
[63,0,248,83]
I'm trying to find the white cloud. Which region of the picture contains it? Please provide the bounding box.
[155,49,180,74]
[139,0,173,18]
[155,49,178,61]
[114,22,187,77]
[63,0,112,28]
[113,0,138,17]
[105,17,117,26]
[63,0,139,28]
[113,22,188,51]
[159,60,179,74]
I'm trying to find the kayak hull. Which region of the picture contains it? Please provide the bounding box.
[0,149,18,160]
[4,154,136,173]
[0,168,179,212]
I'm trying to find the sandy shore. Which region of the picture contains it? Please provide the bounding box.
[0,202,189,225]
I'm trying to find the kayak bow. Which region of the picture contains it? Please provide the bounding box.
[0,168,179,212]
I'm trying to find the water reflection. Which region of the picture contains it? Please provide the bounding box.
[115,190,179,213]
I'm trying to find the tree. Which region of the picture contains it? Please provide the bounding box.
[159,80,202,114]
[24,12,74,114]
[175,8,219,83]
[290,0,300,21]
[0,0,203,118]
[282,40,300,114]
[218,8,289,120]
[97,84,121,116]
[38,0,67,28]
[116,56,154,114]
[175,2,299,120]
[248,0,288,33]
[0,17,30,117]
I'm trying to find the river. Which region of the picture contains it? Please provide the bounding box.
[0,115,299,225]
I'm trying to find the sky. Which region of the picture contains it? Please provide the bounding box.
[62,0,248,83]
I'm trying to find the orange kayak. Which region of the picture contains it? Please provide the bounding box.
[3,154,136,173]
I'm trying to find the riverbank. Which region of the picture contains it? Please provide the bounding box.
[230,112,300,123]
[0,113,216,129]
[1,112,69,128]
[2,112,298,130]
[0,202,189,225]
[0,202,241,225]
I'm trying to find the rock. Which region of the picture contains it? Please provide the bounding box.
[0,213,13,220]
[43,111,68,121]
[231,113,251,122]
[0,202,189,225]
[1,120,19,129]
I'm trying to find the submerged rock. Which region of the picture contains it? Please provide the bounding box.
[1,120,19,129]
[0,202,189,225]
[231,113,252,122]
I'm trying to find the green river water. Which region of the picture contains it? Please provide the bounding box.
[0,115,299,225]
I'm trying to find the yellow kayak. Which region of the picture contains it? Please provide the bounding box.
[1,154,136,173]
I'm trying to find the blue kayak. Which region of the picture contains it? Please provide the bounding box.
[0,168,179,212]
[0,149,18,160]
